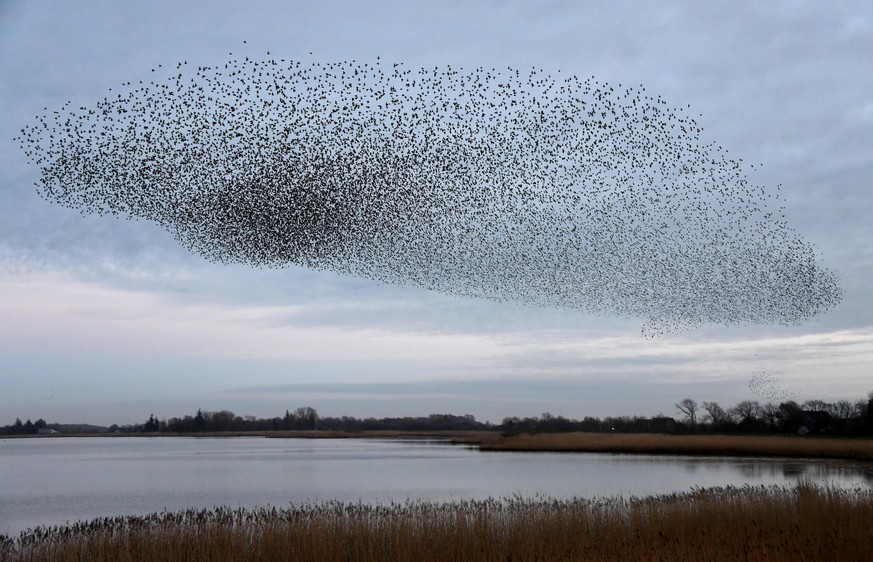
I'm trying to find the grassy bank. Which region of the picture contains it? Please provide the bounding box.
[462,432,873,461]
[11,430,873,461]
[2,483,871,562]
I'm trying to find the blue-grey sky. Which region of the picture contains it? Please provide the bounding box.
[1,1,872,425]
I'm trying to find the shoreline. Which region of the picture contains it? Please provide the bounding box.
[1,429,487,440]
[6,430,873,461]
[458,431,873,462]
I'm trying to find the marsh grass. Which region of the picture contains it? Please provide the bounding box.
[468,432,873,461]
[3,483,871,561]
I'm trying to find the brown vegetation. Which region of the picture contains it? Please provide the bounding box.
[463,432,873,461]
[16,430,873,462]
[3,483,871,561]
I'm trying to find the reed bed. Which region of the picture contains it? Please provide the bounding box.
[3,482,871,561]
[467,432,873,461]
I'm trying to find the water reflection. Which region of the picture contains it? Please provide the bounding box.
[607,453,873,485]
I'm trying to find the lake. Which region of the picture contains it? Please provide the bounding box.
[2,436,871,536]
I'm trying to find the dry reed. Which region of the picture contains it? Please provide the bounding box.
[2,482,871,561]
[466,432,873,461]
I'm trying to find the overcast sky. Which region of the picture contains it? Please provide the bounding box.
[1,1,872,426]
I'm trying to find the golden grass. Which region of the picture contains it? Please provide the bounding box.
[462,432,873,461]
[3,483,872,562]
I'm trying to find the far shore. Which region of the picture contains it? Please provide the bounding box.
[6,430,873,461]
[459,431,873,462]
[1,429,489,440]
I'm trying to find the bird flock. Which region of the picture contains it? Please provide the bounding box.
[748,369,798,402]
[17,54,842,335]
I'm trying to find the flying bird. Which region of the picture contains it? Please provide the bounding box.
[17,54,842,336]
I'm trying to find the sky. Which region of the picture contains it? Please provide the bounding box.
[1,1,872,426]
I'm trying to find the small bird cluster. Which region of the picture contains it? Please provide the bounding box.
[748,369,797,402]
[18,55,842,335]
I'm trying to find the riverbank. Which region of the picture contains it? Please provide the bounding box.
[7,430,873,461]
[0,429,489,440]
[459,432,873,461]
[3,482,870,562]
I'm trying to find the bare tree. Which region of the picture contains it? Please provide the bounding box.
[830,400,855,420]
[802,399,828,411]
[295,406,319,430]
[676,398,699,426]
[777,401,803,430]
[211,410,236,431]
[702,401,727,425]
[761,403,780,431]
[730,400,762,426]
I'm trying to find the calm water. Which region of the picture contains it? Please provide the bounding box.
[2,436,872,536]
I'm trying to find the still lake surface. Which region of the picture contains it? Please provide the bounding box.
[2,436,872,536]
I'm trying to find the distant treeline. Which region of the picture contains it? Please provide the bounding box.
[5,392,873,437]
[498,395,873,437]
[142,408,485,434]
